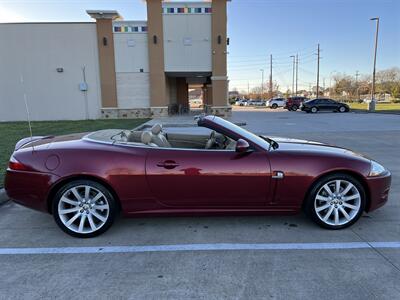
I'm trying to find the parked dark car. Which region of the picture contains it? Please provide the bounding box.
[5,115,391,237]
[285,96,308,111]
[301,98,350,113]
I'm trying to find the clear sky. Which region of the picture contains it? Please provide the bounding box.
[1,0,399,92]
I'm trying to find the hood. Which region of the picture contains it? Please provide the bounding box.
[269,136,325,145]
[265,136,371,161]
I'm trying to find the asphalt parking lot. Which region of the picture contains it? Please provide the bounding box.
[0,110,399,299]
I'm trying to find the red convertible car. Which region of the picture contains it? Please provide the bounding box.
[5,115,391,238]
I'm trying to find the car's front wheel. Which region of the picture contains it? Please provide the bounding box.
[272,103,278,109]
[53,180,117,238]
[291,105,298,111]
[305,174,366,229]
[339,106,347,113]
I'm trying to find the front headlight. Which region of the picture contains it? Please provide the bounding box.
[369,160,386,176]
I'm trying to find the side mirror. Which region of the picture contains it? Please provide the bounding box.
[236,139,251,153]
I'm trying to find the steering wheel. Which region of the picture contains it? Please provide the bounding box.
[205,130,217,149]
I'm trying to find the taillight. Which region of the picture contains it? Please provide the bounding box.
[8,156,31,171]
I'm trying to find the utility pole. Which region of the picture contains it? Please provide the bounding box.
[370,17,379,111]
[247,81,250,96]
[295,54,299,96]
[269,54,273,99]
[316,44,320,98]
[290,55,295,96]
[260,69,264,99]
[355,70,360,100]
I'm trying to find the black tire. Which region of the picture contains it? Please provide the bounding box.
[292,105,298,111]
[52,180,117,238]
[272,103,278,109]
[304,174,366,230]
[310,106,318,113]
[339,106,347,113]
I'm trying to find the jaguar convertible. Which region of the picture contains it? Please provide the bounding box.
[5,115,391,238]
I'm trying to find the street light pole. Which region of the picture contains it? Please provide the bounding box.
[260,69,264,99]
[369,17,379,111]
[290,55,295,96]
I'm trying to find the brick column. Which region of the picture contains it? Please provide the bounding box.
[147,0,168,117]
[87,10,119,109]
[210,0,231,117]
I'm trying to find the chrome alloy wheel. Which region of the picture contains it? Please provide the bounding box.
[314,179,361,226]
[58,185,110,234]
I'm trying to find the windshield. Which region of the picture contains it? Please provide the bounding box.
[205,116,276,150]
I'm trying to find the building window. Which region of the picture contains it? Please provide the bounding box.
[162,6,211,14]
[114,26,121,32]
[141,26,148,32]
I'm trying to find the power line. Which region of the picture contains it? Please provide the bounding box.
[228,45,316,59]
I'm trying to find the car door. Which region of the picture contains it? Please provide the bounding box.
[145,147,272,208]
[326,99,338,111]
[317,99,330,110]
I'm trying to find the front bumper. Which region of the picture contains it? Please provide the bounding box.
[365,171,391,212]
[4,169,59,213]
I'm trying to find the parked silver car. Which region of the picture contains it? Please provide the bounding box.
[266,98,286,109]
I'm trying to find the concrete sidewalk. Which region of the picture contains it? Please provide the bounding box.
[0,189,8,205]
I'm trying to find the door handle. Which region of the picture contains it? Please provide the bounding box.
[272,171,284,179]
[157,160,179,169]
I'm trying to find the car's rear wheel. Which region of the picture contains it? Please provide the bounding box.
[339,106,347,113]
[53,180,117,238]
[305,174,366,229]
[310,107,318,113]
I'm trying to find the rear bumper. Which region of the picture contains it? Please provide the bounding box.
[4,169,59,213]
[365,171,391,212]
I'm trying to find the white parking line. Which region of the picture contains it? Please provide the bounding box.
[0,242,399,255]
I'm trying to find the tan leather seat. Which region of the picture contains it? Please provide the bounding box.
[150,124,172,147]
[127,130,142,143]
[141,131,158,147]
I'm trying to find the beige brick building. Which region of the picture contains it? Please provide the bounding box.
[0,0,231,121]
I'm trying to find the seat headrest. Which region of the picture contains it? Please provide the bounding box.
[151,123,163,135]
[141,131,153,144]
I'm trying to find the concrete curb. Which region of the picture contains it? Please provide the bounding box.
[351,109,400,115]
[0,188,9,205]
